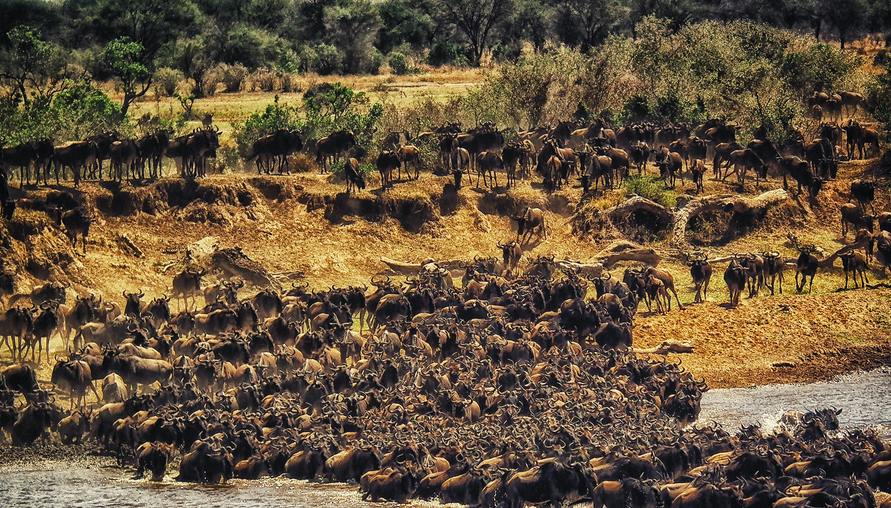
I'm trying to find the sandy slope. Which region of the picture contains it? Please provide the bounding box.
[2,157,889,388]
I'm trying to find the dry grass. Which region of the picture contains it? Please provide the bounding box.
[126,67,483,141]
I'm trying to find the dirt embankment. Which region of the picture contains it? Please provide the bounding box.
[2,158,890,388]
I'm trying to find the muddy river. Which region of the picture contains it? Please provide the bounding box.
[1,368,889,507]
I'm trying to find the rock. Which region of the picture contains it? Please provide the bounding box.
[187,236,219,264]
[115,234,143,258]
[211,246,278,289]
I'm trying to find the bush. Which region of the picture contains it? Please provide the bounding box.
[249,68,280,92]
[220,63,248,92]
[624,176,677,208]
[368,48,385,75]
[428,40,467,67]
[232,95,302,156]
[153,67,184,97]
[201,65,224,96]
[866,60,891,130]
[388,51,414,75]
[315,44,343,75]
[281,73,301,93]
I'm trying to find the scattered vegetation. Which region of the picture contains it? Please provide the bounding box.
[624,176,677,208]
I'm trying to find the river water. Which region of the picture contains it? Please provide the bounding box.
[1,368,889,507]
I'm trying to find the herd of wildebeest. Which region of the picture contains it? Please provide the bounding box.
[1,88,891,505]
[1,253,891,507]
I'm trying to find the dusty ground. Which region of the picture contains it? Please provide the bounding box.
[2,154,890,389]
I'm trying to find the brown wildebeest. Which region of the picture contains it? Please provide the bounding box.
[512,207,547,244]
[316,131,356,173]
[644,266,684,310]
[711,141,742,180]
[654,147,683,188]
[690,158,706,193]
[343,157,365,195]
[476,151,502,188]
[248,129,303,174]
[840,202,873,238]
[840,250,869,289]
[376,150,400,189]
[396,144,421,180]
[725,149,766,186]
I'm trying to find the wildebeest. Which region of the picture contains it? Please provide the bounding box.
[375,150,400,189]
[51,357,95,409]
[248,129,303,174]
[690,158,706,193]
[135,131,170,179]
[688,254,712,303]
[497,240,523,275]
[396,144,421,180]
[109,139,139,181]
[723,258,747,307]
[654,147,683,188]
[53,140,98,187]
[316,131,356,173]
[725,148,767,186]
[512,207,547,244]
[644,266,684,310]
[476,151,502,188]
[794,244,819,293]
[50,206,91,254]
[850,180,875,213]
[343,157,365,195]
[840,250,869,289]
[762,252,784,295]
[172,268,205,310]
[840,203,873,238]
[779,155,823,199]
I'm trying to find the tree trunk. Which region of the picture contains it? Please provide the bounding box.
[671,189,790,248]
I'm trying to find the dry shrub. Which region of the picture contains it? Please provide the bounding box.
[281,73,302,93]
[201,66,224,97]
[288,153,316,173]
[249,68,281,92]
[219,63,248,93]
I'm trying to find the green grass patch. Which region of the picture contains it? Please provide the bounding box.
[624,176,677,208]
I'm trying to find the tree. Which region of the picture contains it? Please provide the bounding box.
[553,0,627,51]
[377,0,435,54]
[323,0,382,74]
[171,36,213,97]
[100,38,152,119]
[73,0,200,62]
[0,26,69,105]
[820,0,866,48]
[435,0,514,66]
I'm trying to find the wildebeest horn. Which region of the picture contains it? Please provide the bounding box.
[122,290,128,298]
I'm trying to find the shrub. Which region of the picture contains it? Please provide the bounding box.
[388,52,414,75]
[232,95,302,156]
[220,63,248,92]
[866,60,891,130]
[201,65,224,96]
[250,68,280,92]
[315,44,343,75]
[368,48,385,75]
[281,73,301,93]
[624,176,677,208]
[153,67,184,97]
